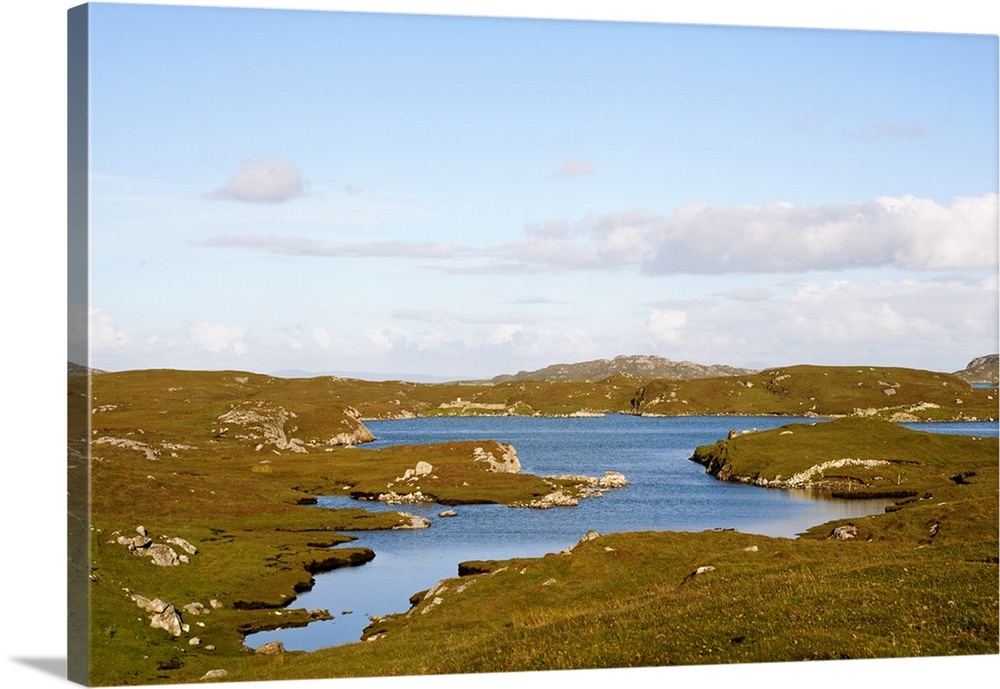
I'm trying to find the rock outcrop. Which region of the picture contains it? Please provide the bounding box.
[113,526,197,566]
[953,354,999,385]
[472,444,521,473]
[216,400,374,452]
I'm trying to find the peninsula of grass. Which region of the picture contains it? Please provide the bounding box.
[72,367,998,685]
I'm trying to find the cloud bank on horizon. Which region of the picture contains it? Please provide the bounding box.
[82,4,999,379]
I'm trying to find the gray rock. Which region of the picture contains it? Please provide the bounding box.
[183,602,206,616]
[145,543,181,566]
[117,534,152,550]
[831,525,858,540]
[130,594,169,614]
[149,605,184,636]
[255,640,285,655]
[166,536,198,555]
[200,669,227,680]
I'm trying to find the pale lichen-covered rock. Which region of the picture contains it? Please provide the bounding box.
[525,490,579,509]
[378,490,431,505]
[255,641,285,655]
[217,402,307,452]
[472,444,522,473]
[166,536,197,555]
[392,512,431,529]
[94,436,160,460]
[200,669,228,681]
[149,605,184,636]
[117,533,153,550]
[144,543,181,566]
[831,525,858,540]
[183,602,207,616]
[130,593,169,615]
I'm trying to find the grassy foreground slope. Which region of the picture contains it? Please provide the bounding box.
[184,418,997,682]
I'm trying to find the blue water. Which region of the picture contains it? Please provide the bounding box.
[245,415,995,652]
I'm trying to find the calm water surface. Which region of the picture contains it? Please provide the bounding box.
[246,415,995,652]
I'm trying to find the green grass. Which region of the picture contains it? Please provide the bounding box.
[80,368,630,685]
[76,368,999,685]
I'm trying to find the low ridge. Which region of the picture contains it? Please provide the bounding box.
[491,354,755,384]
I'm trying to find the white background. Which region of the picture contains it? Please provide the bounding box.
[2,2,997,688]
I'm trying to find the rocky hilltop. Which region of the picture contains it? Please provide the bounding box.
[491,354,755,384]
[953,354,999,385]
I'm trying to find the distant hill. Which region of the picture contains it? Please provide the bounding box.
[491,355,755,384]
[68,361,107,377]
[953,354,999,385]
[271,368,457,383]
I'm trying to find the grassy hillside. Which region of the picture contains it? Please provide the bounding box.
[310,364,995,421]
[631,364,997,421]
[490,354,754,383]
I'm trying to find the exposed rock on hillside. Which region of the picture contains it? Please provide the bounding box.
[472,444,521,473]
[491,354,755,383]
[953,354,999,384]
[216,400,375,451]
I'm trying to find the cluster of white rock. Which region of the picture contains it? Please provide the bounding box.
[217,402,308,453]
[216,401,375,452]
[520,471,628,509]
[391,513,432,529]
[113,526,197,566]
[93,436,160,461]
[543,471,628,499]
[773,458,891,489]
[128,590,222,640]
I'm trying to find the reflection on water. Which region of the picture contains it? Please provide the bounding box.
[246,415,985,652]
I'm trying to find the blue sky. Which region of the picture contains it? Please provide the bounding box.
[77,1,998,379]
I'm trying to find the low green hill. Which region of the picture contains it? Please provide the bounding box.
[490,354,755,383]
[630,364,997,421]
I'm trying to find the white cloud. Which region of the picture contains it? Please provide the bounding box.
[88,307,132,351]
[645,309,688,346]
[638,275,997,371]
[556,158,597,177]
[504,194,999,274]
[199,234,469,259]
[311,327,333,349]
[207,156,309,203]
[190,321,248,355]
